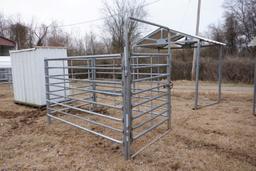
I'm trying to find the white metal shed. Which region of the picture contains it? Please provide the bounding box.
[10,47,68,107]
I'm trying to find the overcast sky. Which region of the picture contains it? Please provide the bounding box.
[1,0,225,37]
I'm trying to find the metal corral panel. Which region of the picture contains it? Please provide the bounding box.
[10,47,68,106]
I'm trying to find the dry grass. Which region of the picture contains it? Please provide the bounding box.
[0,82,256,170]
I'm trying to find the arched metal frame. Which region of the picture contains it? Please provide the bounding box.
[132,17,226,110]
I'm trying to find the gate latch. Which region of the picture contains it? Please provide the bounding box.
[163,81,173,89]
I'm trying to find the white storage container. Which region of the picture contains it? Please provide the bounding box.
[10,47,69,107]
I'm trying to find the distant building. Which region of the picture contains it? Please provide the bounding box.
[0,36,16,56]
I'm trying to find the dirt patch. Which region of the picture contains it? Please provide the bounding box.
[173,133,256,167]
[0,81,255,170]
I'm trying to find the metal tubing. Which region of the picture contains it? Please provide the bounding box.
[194,40,201,110]
[131,130,169,158]
[91,58,97,108]
[132,83,167,95]
[46,54,121,61]
[48,92,122,109]
[132,74,169,83]
[48,114,122,144]
[131,53,168,56]
[49,84,122,96]
[133,110,168,129]
[122,20,132,160]
[217,45,223,103]
[48,100,122,121]
[47,78,121,85]
[254,62,256,115]
[131,64,168,69]
[166,31,172,128]
[44,60,51,124]
[133,102,168,119]
[49,108,123,132]
[129,17,169,30]
[132,93,168,107]
[46,66,122,70]
[133,118,168,140]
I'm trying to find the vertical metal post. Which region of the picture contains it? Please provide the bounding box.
[44,60,51,124]
[150,56,153,126]
[91,58,96,108]
[132,57,136,92]
[122,19,132,160]
[71,60,74,80]
[217,45,223,103]
[253,62,256,115]
[62,60,67,100]
[157,48,160,92]
[166,31,172,129]
[194,40,201,110]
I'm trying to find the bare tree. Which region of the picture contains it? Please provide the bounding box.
[102,36,112,54]
[208,24,224,43]
[9,22,29,49]
[34,24,48,46]
[223,12,238,55]
[47,22,68,46]
[0,13,8,37]
[102,0,147,53]
[224,0,256,46]
[85,31,97,55]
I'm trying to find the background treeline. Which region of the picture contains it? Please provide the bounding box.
[172,0,256,83]
[0,0,255,83]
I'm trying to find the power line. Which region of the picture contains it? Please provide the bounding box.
[56,0,161,28]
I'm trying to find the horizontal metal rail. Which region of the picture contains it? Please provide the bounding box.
[131,130,170,159]
[45,54,122,61]
[47,72,89,78]
[132,83,167,95]
[132,94,167,103]
[48,114,122,144]
[47,78,121,85]
[49,83,122,96]
[49,98,90,109]
[133,110,168,129]
[46,66,122,70]
[48,92,122,109]
[132,74,169,83]
[131,53,168,56]
[132,93,168,107]
[133,102,168,119]
[133,118,168,140]
[50,108,123,132]
[131,64,168,69]
[48,100,122,121]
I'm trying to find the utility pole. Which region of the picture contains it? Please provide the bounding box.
[191,0,201,80]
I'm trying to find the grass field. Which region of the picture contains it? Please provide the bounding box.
[0,81,255,170]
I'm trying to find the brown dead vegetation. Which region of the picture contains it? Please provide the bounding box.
[0,81,255,170]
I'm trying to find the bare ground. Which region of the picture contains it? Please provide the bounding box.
[0,81,256,171]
